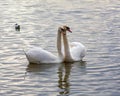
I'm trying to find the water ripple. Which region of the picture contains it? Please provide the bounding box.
[0,0,120,96]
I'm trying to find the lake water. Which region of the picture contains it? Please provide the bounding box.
[0,0,120,96]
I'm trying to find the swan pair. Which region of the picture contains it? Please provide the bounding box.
[25,26,86,64]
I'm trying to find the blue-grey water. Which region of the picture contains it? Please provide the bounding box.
[0,0,120,96]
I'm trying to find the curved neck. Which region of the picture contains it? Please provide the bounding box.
[57,29,63,59]
[62,32,73,62]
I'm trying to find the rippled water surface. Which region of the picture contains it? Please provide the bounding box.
[0,0,120,96]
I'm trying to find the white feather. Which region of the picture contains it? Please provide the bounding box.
[25,47,62,64]
[70,42,86,61]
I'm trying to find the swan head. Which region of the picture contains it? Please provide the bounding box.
[63,25,72,32]
[59,25,72,35]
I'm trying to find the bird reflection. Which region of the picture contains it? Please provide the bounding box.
[24,63,58,80]
[58,62,72,95]
[57,61,86,95]
[26,63,57,72]
[24,61,86,95]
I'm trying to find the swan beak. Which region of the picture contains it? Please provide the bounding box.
[68,29,72,33]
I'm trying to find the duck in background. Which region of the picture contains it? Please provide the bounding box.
[15,23,20,31]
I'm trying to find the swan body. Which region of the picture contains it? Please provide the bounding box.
[61,42,86,62]
[70,42,86,61]
[25,47,61,63]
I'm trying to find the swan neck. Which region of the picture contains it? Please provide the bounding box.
[57,29,63,59]
[63,32,73,62]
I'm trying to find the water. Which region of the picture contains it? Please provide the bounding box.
[0,0,120,96]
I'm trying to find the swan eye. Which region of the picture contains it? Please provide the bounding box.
[66,27,70,30]
[65,26,72,32]
[60,28,65,32]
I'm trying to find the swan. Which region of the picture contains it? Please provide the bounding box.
[25,26,72,64]
[61,26,86,62]
[25,25,86,64]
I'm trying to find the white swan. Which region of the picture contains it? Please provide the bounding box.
[25,26,71,64]
[61,26,86,62]
[25,25,86,64]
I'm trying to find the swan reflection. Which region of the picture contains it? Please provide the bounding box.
[25,61,86,95]
[57,61,86,95]
[25,63,58,79]
[26,63,57,72]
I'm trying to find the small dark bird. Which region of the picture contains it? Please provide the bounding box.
[15,23,20,31]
